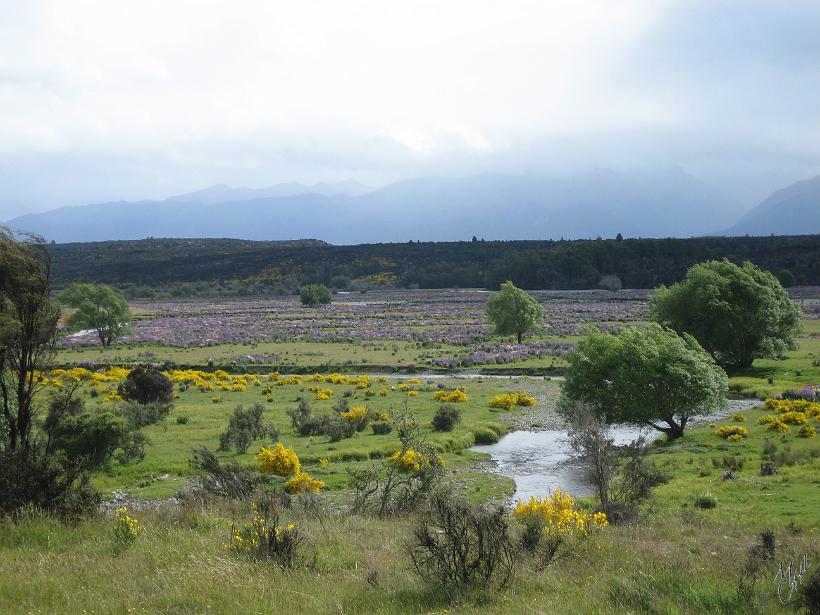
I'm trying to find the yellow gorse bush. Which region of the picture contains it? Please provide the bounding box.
[226,502,298,556]
[257,443,301,477]
[284,472,325,494]
[764,398,820,418]
[489,392,537,410]
[798,425,816,438]
[112,506,142,545]
[512,489,607,537]
[715,424,748,439]
[781,411,808,425]
[389,449,444,473]
[434,388,469,402]
[340,406,368,422]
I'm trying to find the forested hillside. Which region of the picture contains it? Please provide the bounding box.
[49,234,820,293]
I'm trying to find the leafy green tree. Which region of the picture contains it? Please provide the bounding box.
[650,260,802,368]
[778,269,796,288]
[561,324,727,439]
[299,284,331,306]
[486,281,544,343]
[59,282,131,347]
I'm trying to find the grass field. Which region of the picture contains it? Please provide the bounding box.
[87,375,551,499]
[1,402,817,615]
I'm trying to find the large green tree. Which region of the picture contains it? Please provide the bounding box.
[649,260,802,368]
[59,283,131,347]
[486,281,544,343]
[299,284,331,307]
[561,324,727,439]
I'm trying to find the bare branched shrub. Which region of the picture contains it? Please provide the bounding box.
[188,447,259,499]
[407,492,515,597]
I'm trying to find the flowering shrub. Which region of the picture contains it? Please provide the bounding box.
[308,386,332,400]
[284,471,325,494]
[798,425,817,438]
[490,392,537,410]
[764,398,820,417]
[226,499,303,567]
[390,448,443,473]
[731,413,746,421]
[727,434,745,442]
[512,490,607,537]
[434,388,469,403]
[759,415,777,425]
[113,506,142,546]
[781,411,808,425]
[766,420,790,433]
[340,406,367,422]
[257,443,301,477]
[715,425,748,439]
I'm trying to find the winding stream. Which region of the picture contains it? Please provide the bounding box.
[472,399,761,502]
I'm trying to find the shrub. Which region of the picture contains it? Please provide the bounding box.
[433,388,468,403]
[407,493,515,597]
[490,392,536,410]
[431,405,462,432]
[117,400,172,429]
[339,405,371,432]
[715,424,748,439]
[226,496,304,568]
[798,425,817,438]
[793,564,820,615]
[112,506,142,547]
[257,443,301,477]
[371,421,393,435]
[767,420,790,433]
[760,461,777,476]
[694,492,718,509]
[219,403,268,453]
[188,447,260,499]
[512,489,608,537]
[176,415,190,424]
[118,367,173,404]
[284,472,325,494]
[731,413,746,421]
[299,284,331,306]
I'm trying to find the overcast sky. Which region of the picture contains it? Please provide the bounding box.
[2,0,820,219]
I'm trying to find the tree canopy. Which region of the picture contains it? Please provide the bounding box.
[486,281,545,343]
[561,324,727,439]
[300,284,332,306]
[649,260,802,368]
[59,282,131,347]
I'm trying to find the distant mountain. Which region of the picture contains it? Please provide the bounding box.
[723,175,820,236]
[5,169,745,243]
[164,179,373,204]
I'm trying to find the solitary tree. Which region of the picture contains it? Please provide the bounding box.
[486,281,544,343]
[561,324,727,439]
[59,282,131,347]
[650,260,802,368]
[299,284,331,306]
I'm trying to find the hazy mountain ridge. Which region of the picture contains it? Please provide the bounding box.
[722,175,820,236]
[7,170,814,244]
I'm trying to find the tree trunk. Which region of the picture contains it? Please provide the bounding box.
[517,332,522,344]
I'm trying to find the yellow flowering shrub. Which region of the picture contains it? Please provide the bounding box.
[764,398,820,417]
[727,434,745,442]
[112,506,142,546]
[759,415,778,425]
[731,413,746,422]
[715,425,748,439]
[340,406,368,422]
[767,420,790,433]
[490,392,537,410]
[512,490,607,537]
[798,425,816,438]
[390,448,444,473]
[434,388,469,402]
[284,472,325,494]
[225,500,302,566]
[781,411,808,425]
[257,443,301,477]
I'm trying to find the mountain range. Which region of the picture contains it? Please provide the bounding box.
[5,169,819,244]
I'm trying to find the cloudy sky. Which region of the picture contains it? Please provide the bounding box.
[2,0,820,219]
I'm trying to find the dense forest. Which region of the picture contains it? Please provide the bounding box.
[50,235,820,294]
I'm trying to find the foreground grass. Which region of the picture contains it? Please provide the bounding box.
[2,401,817,614]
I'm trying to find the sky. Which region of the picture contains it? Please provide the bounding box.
[2,0,820,219]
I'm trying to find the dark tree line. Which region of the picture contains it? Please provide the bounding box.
[49,234,820,291]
